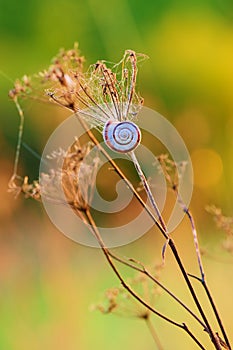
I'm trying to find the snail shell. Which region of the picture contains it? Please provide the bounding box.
[103,120,141,153]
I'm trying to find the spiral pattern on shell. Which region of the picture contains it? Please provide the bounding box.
[103,120,141,153]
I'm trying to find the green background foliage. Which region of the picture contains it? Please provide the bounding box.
[0,0,233,349]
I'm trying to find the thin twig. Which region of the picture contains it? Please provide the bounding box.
[124,51,137,117]
[168,239,222,350]
[84,209,206,349]
[189,274,231,350]
[84,209,182,328]
[202,283,231,350]
[175,189,205,280]
[72,108,222,350]
[107,250,206,330]
[145,317,164,350]
[130,150,167,231]
[176,191,231,350]
[74,111,167,237]
[10,97,25,180]
[36,92,222,350]
[182,323,206,350]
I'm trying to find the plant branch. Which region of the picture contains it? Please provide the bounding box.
[145,317,164,350]
[52,103,222,349]
[10,97,25,182]
[74,111,168,238]
[189,274,231,350]
[107,250,206,330]
[182,323,206,350]
[202,283,231,350]
[176,191,231,350]
[168,238,222,350]
[175,189,205,280]
[130,150,167,231]
[84,208,206,350]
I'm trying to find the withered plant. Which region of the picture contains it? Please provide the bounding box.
[8,44,232,350]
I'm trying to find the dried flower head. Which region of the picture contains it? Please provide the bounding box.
[206,205,233,236]
[206,205,233,253]
[73,50,146,128]
[61,139,100,212]
[93,263,162,319]
[156,153,188,191]
[9,138,101,220]
[38,139,100,216]
[8,44,147,208]
[9,43,84,104]
[8,175,41,200]
[9,44,146,130]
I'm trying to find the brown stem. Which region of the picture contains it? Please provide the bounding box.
[175,190,205,280]
[107,251,206,330]
[202,282,231,350]
[176,191,231,350]
[182,323,206,350]
[84,209,206,349]
[51,103,222,349]
[189,274,231,350]
[10,97,25,180]
[169,239,222,350]
[130,150,167,231]
[75,114,221,349]
[75,112,167,237]
[145,317,164,350]
[84,209,177,326]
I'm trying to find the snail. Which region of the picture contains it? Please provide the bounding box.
[103,120,141,153]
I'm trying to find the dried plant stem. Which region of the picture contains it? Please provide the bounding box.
[84,209,206,350]
[72,110,223,350]
[130,150,166,231]
[176,191,231,350]
[74,111,166,236]
[202,283,231,350]
[129,152,225,348]
[182,323,207,350]
[190,274,231,350]
[144,317,164,350]
[10,97,24,181]
[107,251,206,330]
[84,209,178,326]
[168,239,222,350]
[176,190,205,280]
[9,46,230,349]
[41,101,224,349]
[47,97,161,233]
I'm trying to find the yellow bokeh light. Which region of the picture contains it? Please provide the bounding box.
[191,148,223,188]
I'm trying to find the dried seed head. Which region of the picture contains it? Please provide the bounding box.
[206,205,233,237]
[8,45,145,217]
[8,176,41,200]
[93,264,163,319]
[61,140,100,212]
[10,45,146,130]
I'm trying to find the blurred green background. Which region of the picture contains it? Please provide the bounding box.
[1,0,233,349]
